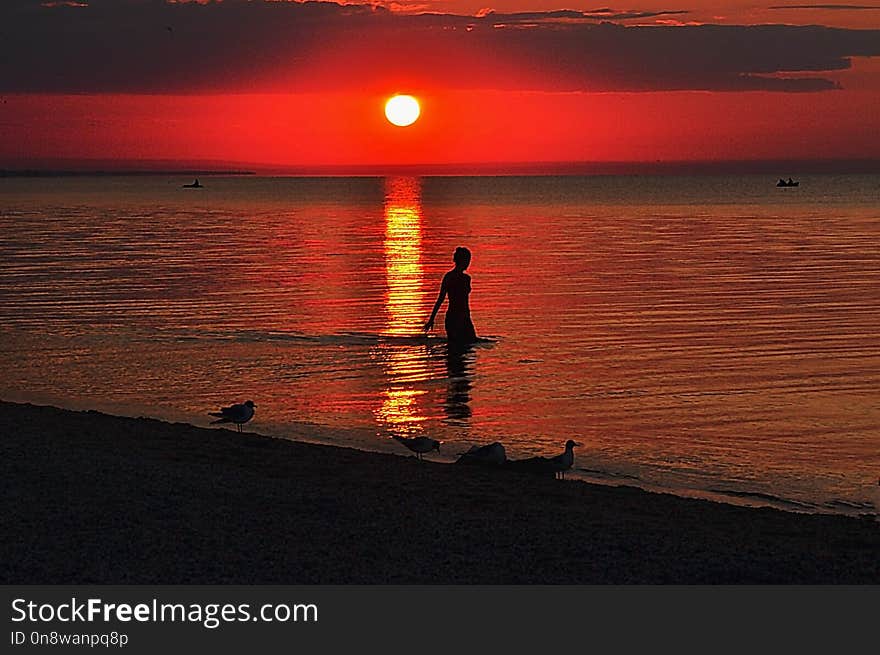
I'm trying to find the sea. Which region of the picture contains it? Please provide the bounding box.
[2,173,879,515]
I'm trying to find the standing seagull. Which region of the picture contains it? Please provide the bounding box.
[392,435,441,460]
[209,400,256,432]
[548,439,582,479]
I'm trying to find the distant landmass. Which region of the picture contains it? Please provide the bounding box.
[1,170,255,178]
[0,158,256,178]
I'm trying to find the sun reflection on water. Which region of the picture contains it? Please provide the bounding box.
[382,177,427,335]
[374,177,431,436]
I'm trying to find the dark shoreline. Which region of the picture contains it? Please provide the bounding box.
[2,400,877,584]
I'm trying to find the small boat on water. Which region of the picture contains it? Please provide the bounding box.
[182,178,203,188]
[776,178,799,187]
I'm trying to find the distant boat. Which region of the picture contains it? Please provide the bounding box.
[182,178,203,188]
[776,178,799,187]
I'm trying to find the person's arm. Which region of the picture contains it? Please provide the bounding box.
[424,275,448,331]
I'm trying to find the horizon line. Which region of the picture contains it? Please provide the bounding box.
[4,157,880,177]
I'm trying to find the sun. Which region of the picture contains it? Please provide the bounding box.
[385,95,420,127]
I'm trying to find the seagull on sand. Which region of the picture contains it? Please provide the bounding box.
[508,440,582,479]
[548,439,581,479]
[209,400,256,432]
[392,435,441,460]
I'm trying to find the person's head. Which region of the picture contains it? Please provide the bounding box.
[453,246,472,270]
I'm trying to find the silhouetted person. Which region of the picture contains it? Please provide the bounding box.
[424,246,478,345]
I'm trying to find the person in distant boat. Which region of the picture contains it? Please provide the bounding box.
[788,178,794,185]
[424,246,478,345]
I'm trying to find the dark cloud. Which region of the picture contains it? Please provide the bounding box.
[768,5,880,9]
[1,1,878,94]
[480,9,692,22]
[581,10,691,20]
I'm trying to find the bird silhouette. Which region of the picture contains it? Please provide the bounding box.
[209,400,256,432]
[392,435,440,460]
[508,439,582,479]
[547,439,582,479]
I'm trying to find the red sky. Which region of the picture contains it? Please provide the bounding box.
[2,0,879,169]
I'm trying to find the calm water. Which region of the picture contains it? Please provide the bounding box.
[2,174,879,514]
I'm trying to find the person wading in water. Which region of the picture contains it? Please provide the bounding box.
[424,246,478,345]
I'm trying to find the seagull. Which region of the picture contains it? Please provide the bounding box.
[392,435,440,460]
[209,400,256,432]
[507,440,582,478]
[548,439,582,479]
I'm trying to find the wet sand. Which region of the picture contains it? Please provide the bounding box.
[2,400,877,584]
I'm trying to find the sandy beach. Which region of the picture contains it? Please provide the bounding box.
[2,400,877,584]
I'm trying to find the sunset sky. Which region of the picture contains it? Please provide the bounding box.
[2,0,879,169]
